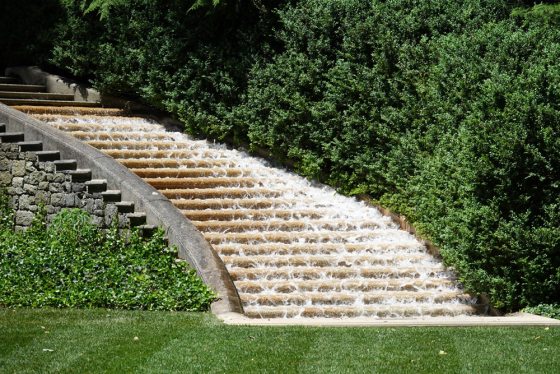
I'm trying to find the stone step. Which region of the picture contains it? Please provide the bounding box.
[2,98,100,107]
[181,208,334,221]
[53,159,77,171]
[240,290,469,306]
[228,265,446,281]
[171,198,308,210]
[17,141,43,152]
[142,177,274,190]
[0,83,45,92]
[85,179,107,193]
[160,188,284,199]
[12,105,124,116]
[116,158,236,168]
[70,131,177,141]
[204,228,407,245]
[0,76,19,84]
[222,253,433,268]
[32,114,147,122]
[50,122,161,133]
[130,167,253,178]
[243,304,477,318]
[127,212,147,227]
[235,278,457,294]
[101,190,121,202]
[87,140,216,152]
[115,201,135,213]
[67,169,92,183]
[102,149,230,159]
[0,132,25,143]
[36,151,60,162]
[192,219,383,233]
[0,91,74,100]
[137,224,158,238]
[214,241,424,256]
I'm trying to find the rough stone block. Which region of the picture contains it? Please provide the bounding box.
[12,177,23,188]
[0,171,11,186]
[11,160,26,177]
[15,211,34,226]
[38,181,49,190]
[19,195,35,210]
[49,183,62,193]
[23,184,37,194]
[50,193,63,206]
[0,159,9,171]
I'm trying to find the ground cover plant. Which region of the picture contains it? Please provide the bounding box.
[5,0,560,313]
[1,308,559,373]
[0,192,215,311]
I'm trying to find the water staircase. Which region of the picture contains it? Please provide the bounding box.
[0,75,483,319]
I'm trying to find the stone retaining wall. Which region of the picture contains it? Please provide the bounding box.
[0,143,124,230]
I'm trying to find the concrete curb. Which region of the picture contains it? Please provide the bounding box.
[217,312,560,327]
[0,102,243,315]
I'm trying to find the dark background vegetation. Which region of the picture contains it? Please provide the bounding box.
[1,0,559,312]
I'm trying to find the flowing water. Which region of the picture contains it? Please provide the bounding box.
[20,106,481,318]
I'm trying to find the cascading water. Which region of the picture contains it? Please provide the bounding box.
[21,106,481,319]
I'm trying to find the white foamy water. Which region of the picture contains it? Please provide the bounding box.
[33,111,480,319]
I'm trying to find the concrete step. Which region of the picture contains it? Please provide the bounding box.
[70,131,176,141]
[0,91,74,100]
[171,198,308,210]
[115,201,135,213]
[181,208,333,221]
[204,228,405,245]
[192,219,383,233]
[1,98,100,107]
[228,266,446,281]
[127,212,146,227]
[222,253,433,268]
[160,188,284,199]
[243,304,477,318]
[116,158,236,168]
[101,190,121,203]
[0,76,19,84]
[0,132,25,143]
[86,140,211,150]
[235,278,457,294]
[240,290,469,306]
[102,149,229,159]
[0,83,45,92]
[36,150,60,162]
[67,169,92,182]
[137,224,158,238]
[130,167,253,178]
[53,159,77,171]
[214,241,423,256]
[17,141,43,152]
[142,177,271,189]
[85,179,107,193]
[12,105,124,116]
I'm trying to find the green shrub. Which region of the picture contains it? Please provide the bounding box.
[45,0,560,312]
[0,207,215,311]
[524,304,560,320]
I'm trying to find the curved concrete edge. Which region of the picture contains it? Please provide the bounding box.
[0,103,243,315]
[217,312,560,327]
[5,66,101,103]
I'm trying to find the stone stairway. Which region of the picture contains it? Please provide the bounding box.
[1,75,484,319]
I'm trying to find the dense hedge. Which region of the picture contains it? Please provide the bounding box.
[0,192,216,311]
[25,0,560,311]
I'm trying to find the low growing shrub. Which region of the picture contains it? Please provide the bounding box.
[0,207,216,311]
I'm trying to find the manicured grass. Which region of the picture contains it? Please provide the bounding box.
[1,308,559,373]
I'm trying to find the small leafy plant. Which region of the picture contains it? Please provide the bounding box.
[0,206,216,311]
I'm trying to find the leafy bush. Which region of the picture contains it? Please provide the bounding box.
[0,206,215,311]
[524,304,560,320]
[45,0,560,312]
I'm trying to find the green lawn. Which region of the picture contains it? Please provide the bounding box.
[1,308,559,373]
